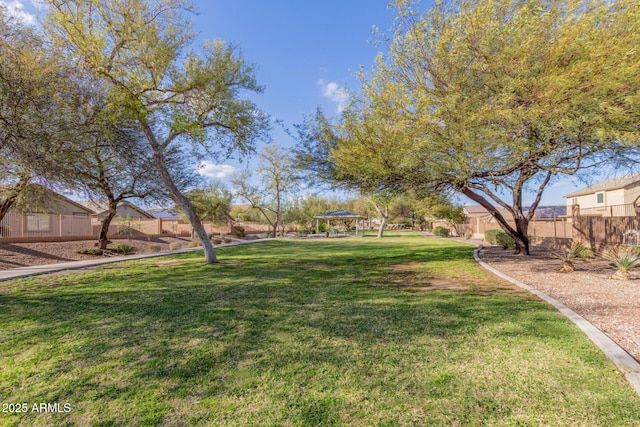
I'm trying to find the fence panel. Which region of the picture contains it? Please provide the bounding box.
[0,212,92,241]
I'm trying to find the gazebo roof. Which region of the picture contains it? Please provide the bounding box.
[313,210,365,219]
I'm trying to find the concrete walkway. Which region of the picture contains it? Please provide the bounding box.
[0,239,277,282]
[473,247,640,398]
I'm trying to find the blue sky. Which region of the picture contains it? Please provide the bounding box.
[3,0,595,205]
[189,1,398,180]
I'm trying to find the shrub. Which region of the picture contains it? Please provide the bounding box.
[558,242,594,272]
[169,242,182,251]
[148,244,162,252]
[187,240,202,248]
[105,243,134,255]
[604,247,640,280]
[223,238,232,244]
[211,238,222,245]
[464,231,473,240]
[75,248,103,256]
[484,229,514,249]
[495,232,514,250]
[433,226,450,237]
[117,244,134,255]
[484,229,502,245]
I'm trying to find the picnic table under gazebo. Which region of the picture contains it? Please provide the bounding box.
[313,210,366,237]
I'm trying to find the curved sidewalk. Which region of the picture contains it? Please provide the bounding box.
[474,247,640,398]
[0,239,276,282]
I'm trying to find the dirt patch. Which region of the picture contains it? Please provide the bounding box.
[382,264,471,292]
[0,237,192,270]
[383,262,526,294]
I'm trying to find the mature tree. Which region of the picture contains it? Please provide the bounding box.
[60,80,172,249]
[387,0,640,254]
[45,0,269,263]
[0,7,75,220]
[301,0,639,254]
[232,143,299,237]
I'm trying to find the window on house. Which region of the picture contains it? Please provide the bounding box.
[572,198,578,205]
[26,213,51,231]
[596,193,604,204]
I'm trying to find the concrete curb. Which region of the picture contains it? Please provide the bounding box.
[474,247,640,397]
[0,238,279,282]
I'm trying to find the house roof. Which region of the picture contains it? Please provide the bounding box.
[77,200,154,218]
[564,174,640,198]
[1,184,94,214]
[148,208,182,219]
[463,205,489,217]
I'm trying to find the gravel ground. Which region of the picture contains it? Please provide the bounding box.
[0,237,193,270]
[1,237,638,364]
[479,244,640,363]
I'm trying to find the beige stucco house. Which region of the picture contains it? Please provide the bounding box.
[0,185,94,238]
[564,174,640,216]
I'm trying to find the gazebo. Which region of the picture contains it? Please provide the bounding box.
[313,210,366,236]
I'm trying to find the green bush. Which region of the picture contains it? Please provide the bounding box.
[211,238,222,245]
[111,243,134,255]
[464,231,473,240]
[75,248,103,256]
[484,229,502,245]
[187,240,202,248]
[148,244,162,252]
[485,229,514,249]
[495,232,514,249]
[433,226,450,237]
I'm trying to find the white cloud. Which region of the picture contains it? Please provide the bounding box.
[317,79,349,112]
[1,0,38,25]
[196,161,237,179]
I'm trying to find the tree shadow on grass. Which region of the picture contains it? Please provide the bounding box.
[0,239,627,425]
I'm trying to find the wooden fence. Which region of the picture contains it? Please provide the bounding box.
[571,205,640,250]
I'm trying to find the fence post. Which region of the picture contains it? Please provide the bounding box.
[572,205,580,244]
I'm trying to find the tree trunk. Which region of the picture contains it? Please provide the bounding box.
[460,187,531,255]
[143,131,217,263]
[97,201,118,250]
[373,203,388,238]
[512,217,530,255]
[0,173,31,223]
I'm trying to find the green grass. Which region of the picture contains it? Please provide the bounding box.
[1,233,639,426]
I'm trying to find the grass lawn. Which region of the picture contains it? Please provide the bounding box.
[1,233,639,426]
